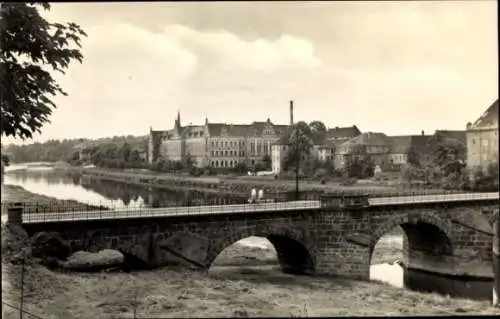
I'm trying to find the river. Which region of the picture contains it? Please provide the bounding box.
[3,165,405,287]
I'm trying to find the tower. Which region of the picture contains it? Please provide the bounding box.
[289,100,294,126]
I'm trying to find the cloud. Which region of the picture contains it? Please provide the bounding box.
[162,24,322,72]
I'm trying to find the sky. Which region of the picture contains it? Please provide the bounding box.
[3,1,498,145]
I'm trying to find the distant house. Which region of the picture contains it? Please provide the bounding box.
[388,133,431,167]
[72,141,95,162]
[271,132,339,175]
[466,99,499,170]
[336,132,392,169]
[326,125,361,142]
[316,140,339,163]
[271,135,291,175]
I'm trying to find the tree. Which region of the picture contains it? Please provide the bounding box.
[309,120,327,143]
[471,160,499,191]
[1,153,9,184]
[119,142,132,162]
[406,145,421,167]
[1,3,87,140]
[262,154,272,170]
[284,121,314,171]
[183,152,195,169]
[431,137,466,177]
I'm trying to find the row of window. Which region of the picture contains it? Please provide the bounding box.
[212,140,244,148]
[471,139,492,146]
[211,150,246,157]
[211,159,256,168]
[211,140,271,153]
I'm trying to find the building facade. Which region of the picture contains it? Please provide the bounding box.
[148,111,290,169]
[466,99,499,170]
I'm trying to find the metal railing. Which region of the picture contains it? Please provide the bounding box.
[370,192,499,206]
[3,192,498,225]
[18,200,322,223]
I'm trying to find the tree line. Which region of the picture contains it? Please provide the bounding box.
[401,136,498,191]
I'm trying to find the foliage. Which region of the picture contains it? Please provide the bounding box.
[4,135,147,164]
[284,121,314,171]
[182,152,195,169]
[344,155,375,179]
[1,153,10,166]
[89,140,148,169]
[309,120,327,143]
[1,3,87,140]
[431,137,466,177]
[470,160,499,191]
[5,138,85,163]
[151,158,183,173]
[400,137,477,190]
[262,154,272,170]
[406,145,421,167]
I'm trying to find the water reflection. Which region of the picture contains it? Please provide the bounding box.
[4,168,247,209]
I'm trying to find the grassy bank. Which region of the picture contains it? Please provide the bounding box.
[2,257,497,318]
[80,167,462,197]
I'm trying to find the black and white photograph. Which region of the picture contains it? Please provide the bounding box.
[1,1,499,318]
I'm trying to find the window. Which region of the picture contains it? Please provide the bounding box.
[482,139,489,147]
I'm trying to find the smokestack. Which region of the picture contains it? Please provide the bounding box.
[289,100,294,126]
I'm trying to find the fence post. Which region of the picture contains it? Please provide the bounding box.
[493,214,499,308]
[19,252,26,319]
[7,202,23,225]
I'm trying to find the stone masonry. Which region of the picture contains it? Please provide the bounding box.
[18,199,499,284]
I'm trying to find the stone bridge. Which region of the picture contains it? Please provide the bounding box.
[9,193,500,302]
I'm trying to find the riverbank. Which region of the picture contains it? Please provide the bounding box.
[1,184,106,214]
[76,167,461,197]
[1,185,497,317]
[2,256,496,318]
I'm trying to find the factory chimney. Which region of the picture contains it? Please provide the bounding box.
[289,100,294,126]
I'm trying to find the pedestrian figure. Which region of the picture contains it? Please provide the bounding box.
[249,188,257,203]
[258,189,264,201]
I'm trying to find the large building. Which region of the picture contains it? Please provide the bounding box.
[148,104,294,168]
[466,99,499,170]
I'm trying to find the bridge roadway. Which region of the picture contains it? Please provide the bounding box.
[14,192,499,224]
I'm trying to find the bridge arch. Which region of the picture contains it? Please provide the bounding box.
[371,212,454,259]
[207,227,315,275]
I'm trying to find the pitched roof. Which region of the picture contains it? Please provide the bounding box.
[317,140,339,149]
[432,130,466,144]
[342,132,391,147]
[181,125,206,138]
[469,99,499,129]
[326,125,361,139]
[389,135,431,154]
[206,120,289,138]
